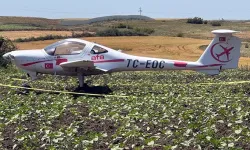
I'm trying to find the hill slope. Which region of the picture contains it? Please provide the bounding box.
[0,16,59,26]
[60,15,154,26]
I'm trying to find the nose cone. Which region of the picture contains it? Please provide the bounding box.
[5,50,46,70]
[3,52,13,60]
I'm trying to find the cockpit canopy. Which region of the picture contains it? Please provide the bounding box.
[44,40,86,56]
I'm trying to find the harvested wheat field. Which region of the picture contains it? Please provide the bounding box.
[0,31,80,40]
[16,36,250,66]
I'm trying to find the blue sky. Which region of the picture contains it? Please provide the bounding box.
[1,0,249,19]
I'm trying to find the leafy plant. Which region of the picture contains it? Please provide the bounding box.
[0,36,17,67]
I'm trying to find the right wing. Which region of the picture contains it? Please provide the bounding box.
[60,60,108,74]
[60,60,94,68]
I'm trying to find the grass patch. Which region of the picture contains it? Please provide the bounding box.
[0,24,39,30]
[14,32,94,42]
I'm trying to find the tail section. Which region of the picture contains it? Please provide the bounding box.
[198,29,241,70]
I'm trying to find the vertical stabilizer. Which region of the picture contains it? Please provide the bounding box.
[198,29,241,69]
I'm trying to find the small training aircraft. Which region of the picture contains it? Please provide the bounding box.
[3,29,241,88]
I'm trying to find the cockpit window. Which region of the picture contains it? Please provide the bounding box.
[44,40,86,55]
[90,45,108,54]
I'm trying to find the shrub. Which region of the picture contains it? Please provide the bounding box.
[211,21,222,26]
[204,20,208,24]
[245,43,249,48]
[187,17,204,24]
[14,32,95,42]
[96,28,120,36]
[72,32,95,38]
[114,23,133,29]
[120,30,145,36]
[177,33,184,37]
[0,37,17,67]
[96,28,153,36]
[134,28,155,35]
[117,23,127,28]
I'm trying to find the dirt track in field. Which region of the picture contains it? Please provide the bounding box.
[16,36,250,66]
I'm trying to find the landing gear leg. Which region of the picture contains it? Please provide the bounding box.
[78,73,85,88]
[22,71,38,87]
[74,74,87,92]
[19,72,37,94]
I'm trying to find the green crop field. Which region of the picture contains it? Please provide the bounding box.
[0,66,250,149]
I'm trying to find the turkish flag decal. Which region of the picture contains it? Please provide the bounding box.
[45,63,53,69]
[219,37,226,42]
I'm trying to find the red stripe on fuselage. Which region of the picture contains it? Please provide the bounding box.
[193,64,224,68]
[174,61,188,67]
[56,58,68,65]
[93,59,125,63]
[22,60,53,66]
[22,59,124,66]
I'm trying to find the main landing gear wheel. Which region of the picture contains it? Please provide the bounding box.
[17,72,38,95]
[74,74,112,94]
[17,83,32,95]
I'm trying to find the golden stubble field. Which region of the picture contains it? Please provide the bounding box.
[16,36,250,66]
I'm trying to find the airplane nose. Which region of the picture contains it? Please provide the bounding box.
[3,52,15,60]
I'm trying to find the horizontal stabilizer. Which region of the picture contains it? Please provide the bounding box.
[196,70,220,75]
[211,29,239,34]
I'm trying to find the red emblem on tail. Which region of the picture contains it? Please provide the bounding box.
[211,43,234,63]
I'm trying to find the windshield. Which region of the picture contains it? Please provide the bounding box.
[90,45,108,54]
[44,40,86,55]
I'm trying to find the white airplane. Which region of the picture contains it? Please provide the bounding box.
[3,29,241,88]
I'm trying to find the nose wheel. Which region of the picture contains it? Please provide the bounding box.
[27,71,38,81]
[18,72,38,94]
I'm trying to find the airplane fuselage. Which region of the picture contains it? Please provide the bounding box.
[3,30,241,87]
[3,30,241,81]
[6,48,221,77]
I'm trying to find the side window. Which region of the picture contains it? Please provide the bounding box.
[54,42,86,55]
[91,46,108,54]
